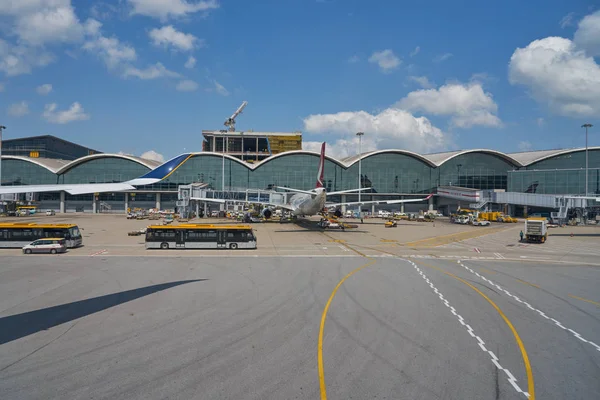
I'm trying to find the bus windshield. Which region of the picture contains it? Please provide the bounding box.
[69,227,81,238]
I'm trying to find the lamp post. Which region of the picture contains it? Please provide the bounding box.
[582,124,592,196]
[0,125,5,187]
[221,133,226,194]
[356,132,364,206]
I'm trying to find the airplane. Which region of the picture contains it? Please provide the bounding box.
[0,153,193,195]
[194,142,433,218]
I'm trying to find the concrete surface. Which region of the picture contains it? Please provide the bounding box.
[1,253,599,399]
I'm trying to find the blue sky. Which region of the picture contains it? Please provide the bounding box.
[1,0,599,161]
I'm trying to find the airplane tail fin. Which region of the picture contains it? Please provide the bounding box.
[315,142,325,188]
[127,153,193,185]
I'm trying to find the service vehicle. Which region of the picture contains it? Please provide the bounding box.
[472,219,490,226]
[22,238,67,254]
[524,218,548,243]
[145,224,256,250]
[0,223,82,248]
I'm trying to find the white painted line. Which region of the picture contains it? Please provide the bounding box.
[474,247,481,253]
[89,249,107,257]
[407,259,529,398]
[458,260,600,353]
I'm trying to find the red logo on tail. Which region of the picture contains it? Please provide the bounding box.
[315,142,325,188]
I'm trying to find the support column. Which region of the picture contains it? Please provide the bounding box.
[341,194,347,213]
[92,198,97,214]
[204,202,208,218]
[428,195,434,211]
[60,191,65,213]
[400,196,405,213]
[195,201,199,219]
[124,193,129,213]
[155,193,161,210]
[371,202,375,215]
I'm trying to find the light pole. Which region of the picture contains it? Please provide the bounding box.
[582,124,592,196]
[221,133,226,194]
[356,132,364,206]
[0,125,5,187]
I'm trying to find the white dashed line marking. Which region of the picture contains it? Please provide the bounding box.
[458,260,600,352]
[407,259,530,398]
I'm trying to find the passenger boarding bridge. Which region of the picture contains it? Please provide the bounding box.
[437,186,598,223]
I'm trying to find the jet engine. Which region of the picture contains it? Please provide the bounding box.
[262,208,273,219]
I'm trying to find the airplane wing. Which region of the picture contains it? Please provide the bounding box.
[0,183,136,195]
[327,188,373,196]
[327,194,433,207]
[0,153,192,196]
[191,197,296,211]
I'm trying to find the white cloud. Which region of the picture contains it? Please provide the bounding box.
[518,141,533,152]
[123,62,182,79]
[14,6,84,45]
[408,76,434,89]
[396,82,501,128]
[573,10,600,56]
[537,117,545,127]
[83,34,137,69]
[410,46,420,57]
[560,12,576,28]
[303,108,449,155]
[128,0,220,20]
[149,25,201,51]
[214,80,229,96]
[43,102,90,124]
[140,150,165,163]
[0,39,55,76]
[509,36,600,117]
[303,137,379,159]
[433,53,453,62]
[184,55,196,68]
[347,55,359,63]
[176,79,198,91]
[7,101,30,117]
[368,49,401,73]
[36,83,53,95]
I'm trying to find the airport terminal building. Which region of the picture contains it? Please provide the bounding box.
[1,135,599,215]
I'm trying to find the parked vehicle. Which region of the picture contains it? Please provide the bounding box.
[22,238,67,254]
[525,218,548,243]
[472,219,490,226]
[46,210,56,216]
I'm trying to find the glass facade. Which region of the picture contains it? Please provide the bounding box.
[3,149,600,198]
[1,159,57,185]
[139,152,435,193]
[508,168,600,195]
[58,157,150,184]
[436,152,516,190]
[507,150,600,195]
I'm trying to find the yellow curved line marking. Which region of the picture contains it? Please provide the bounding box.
[417,261,535,400]
[318,258,376,400]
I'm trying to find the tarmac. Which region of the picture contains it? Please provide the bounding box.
[1,214,599,399]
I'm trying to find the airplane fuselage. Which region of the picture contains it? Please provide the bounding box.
[289,188,327,216]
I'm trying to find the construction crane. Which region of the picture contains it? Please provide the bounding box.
[224,101,248,132]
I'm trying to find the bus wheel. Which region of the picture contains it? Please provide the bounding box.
[230,243,238,250]
[25,249,32,254]
[50,249,57,254]
[160,242,169,249]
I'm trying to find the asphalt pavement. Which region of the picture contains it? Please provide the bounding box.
[1,255,599,399]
